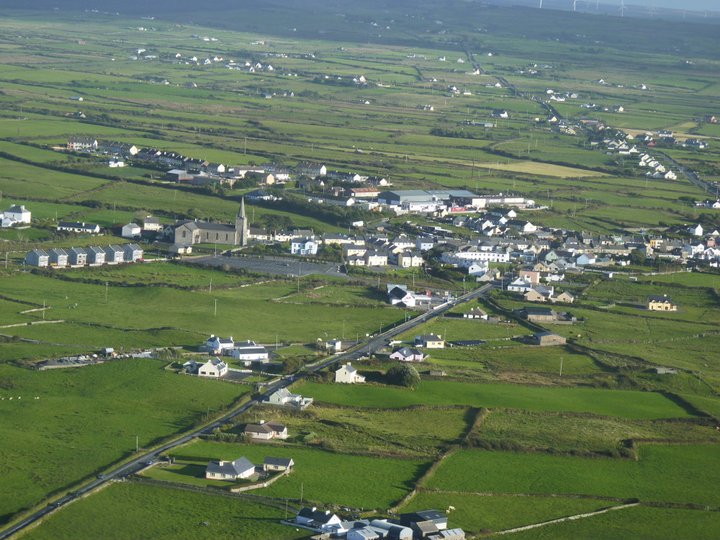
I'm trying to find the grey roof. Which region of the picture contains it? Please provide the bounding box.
[264,457,293,467]
[206,456,254,477]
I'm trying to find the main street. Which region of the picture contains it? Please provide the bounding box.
[0,282,495,539]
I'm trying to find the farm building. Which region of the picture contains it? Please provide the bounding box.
[515,306,557,323]
[228,341,269,364]
[532,332,567,346]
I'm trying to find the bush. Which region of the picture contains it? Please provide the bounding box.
[386,364,421,389]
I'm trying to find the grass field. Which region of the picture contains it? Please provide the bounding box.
[0,359,249,523]
[426,445,720,507]
[149,440,429,510]
[21,482,305,540]
[294,380,693,419]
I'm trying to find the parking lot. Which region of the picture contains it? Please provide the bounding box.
[186,254,348,279]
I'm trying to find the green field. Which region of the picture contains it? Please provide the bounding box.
[294,380,693,419]
[0,360,249,522]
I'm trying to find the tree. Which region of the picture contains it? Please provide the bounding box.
[386,364,421,389]
[629,249,646,266]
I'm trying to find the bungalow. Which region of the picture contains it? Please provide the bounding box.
[296,507,344,534]
[205,456,255,480]
[121,223,142,239]
[104,245,125,264]
[198,357,228,378]
[228,341,269,364]
[244,421,288,440]
[57,221,101,234]
[647,295,678,312]
[415,334,445,349]
[266,388,313,410]
[68,247,88,267]
[263,456,294,472]
[335,362,366,384]
[86,246,106,266]
[389,347,426,362]
[25,249,49,267]
[48,248,69,268]
[554,291,575,304]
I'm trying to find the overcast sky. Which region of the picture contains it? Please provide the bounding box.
[627,0,717,10]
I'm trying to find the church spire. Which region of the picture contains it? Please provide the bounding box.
[235,197,248,247]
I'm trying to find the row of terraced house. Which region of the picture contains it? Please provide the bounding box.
[25,244,143,268]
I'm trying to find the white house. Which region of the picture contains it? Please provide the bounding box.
[415,334,445,349]
[198,357,228,378]
[389,347,426,362]
[121,223,142,239]
[205,457,255,480]
[3,205,31,225]
[296,508,344,534]
[123,244,144,262]
[206,335,234,354]
[291,237,319,256]
[48,248,69,268]
[335,362,366,384]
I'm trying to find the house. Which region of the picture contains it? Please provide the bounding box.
[364,249,388,267]
[206,335,234,354]
[57,221,101,234]
[142,216,162,232]
[263,457,294,472]
[524,287,552,303]
[266,388,313,409]
[244,421,288,440]
[67,137,98,152]
[104,245,125,264]
[198,357,228,378]
[554,291,575,304]
[121,223,142,239]
[415,334,445,349]
[389,347,426,362]
[296,162,327,178]
[68,247,87,267]
[86,246,106,266]
[3,205,31,225]
[205,456,255,480]
[397,251,424,268]
[48,248,69,268]
[25,249,49,267]
[291,237,319,256]
[228,341,269,364]
[296,507,344,534]
[123,244,144,263]
[335,362,366,384]
[532,332,567,346]
[647,295,678,311]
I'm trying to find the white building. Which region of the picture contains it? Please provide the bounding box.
[335,363,366,384]
[291,237,319,256]
[228,341,269,364]
[121,223,142,239]
[198,357,228,378]
[2,205,31,226]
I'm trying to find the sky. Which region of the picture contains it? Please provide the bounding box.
[628,0,718,10]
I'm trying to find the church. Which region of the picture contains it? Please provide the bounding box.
[174,199,248,247]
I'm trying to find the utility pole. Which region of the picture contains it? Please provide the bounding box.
[105,281,109,304]
[300,482,304,505]
[42,299,46,321]
[209,278,213,293]
[559,356,563,377]
[135,435,139,452]
[214,298,218,317]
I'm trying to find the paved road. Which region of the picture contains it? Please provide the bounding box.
[0,282,494,539]
[655,150,712,194]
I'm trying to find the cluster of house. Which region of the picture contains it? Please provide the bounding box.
[0,205,31,228]
[293,507,465,540]
[203,335,270,366]
[25,244,143,268]
[506,268,575,304]
[205,454,294,481]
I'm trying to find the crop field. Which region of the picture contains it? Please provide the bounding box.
[0,359,249,523]
[294,380,692,419]
[21,482,306,540]
[148,440,429,510]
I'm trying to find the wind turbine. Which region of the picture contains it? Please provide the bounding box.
[573,0,578,12]
[620,0,626,17]
[539,0,543,9]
